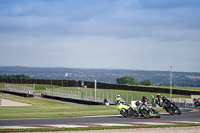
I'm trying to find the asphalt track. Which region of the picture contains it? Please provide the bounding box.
[0,108,200,127]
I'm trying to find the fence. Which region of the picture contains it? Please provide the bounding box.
[44,86,155,104]
[0,83,35,95]
[0,93,1,106]
[174,102,195,108]
[0,83,154,104]
[1,79,200,96]
[34,90,45,97]
[0,83,196,107]
[45,87,117,104]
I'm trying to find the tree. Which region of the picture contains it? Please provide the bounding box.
[139,80,151,86]
[0,74,33,79]
[116,76,135,85]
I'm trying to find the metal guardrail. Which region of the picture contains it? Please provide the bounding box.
[174,102,195,108]
[1,83,196,107]
[0,83,35,95]
[45,87,116,104]
[0,93,1,106]
[44,87,154,104]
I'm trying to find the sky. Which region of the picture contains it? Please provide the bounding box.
[0,0,200,72]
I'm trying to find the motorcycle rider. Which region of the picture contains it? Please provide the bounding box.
[116,95,125,105]
[193,97,198,107]
[140,96,160,118]
[142,96,149,105]
[161,96,168,108]
[162,96,173,109]
[162,96,181,115]
[103,99,109,105]
[156,93,162,107]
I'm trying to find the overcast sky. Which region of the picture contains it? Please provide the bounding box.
[0,0,200,72]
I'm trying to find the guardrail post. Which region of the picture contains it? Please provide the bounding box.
[0,93,1,106]
[126,94,128,103]
[94,80,97,101]
[106,92,108,102]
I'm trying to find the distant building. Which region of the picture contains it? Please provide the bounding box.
[65,73,72,77]
[65,73,69,77]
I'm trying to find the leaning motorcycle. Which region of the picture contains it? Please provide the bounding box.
[194,98,200,107]
[162,97,181,115]
[117,101,139,118]
[135,101,161,119]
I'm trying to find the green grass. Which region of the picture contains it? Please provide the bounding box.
[21,84,60,90]
[0,94,164,119]
[34,84,60,90]
[0,94,117,119]
[0,123,200,132]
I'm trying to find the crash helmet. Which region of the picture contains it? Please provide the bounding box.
[157,93,161,99]
[142,96,148,101]
[117,95,120,98]
[135,101,140,106]
[142,96,149,105]
[162,96,166,101]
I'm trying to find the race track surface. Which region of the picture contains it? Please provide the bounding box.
[0,107,200,128]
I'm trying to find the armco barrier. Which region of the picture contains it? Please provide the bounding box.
[174,102,194,108]
[43,94,103,105]
[2,90,34,98]
[0,93,1,106]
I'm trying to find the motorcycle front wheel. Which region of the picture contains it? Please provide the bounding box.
[129,108,139,117]
[167,107,175,115]
[177,109,181,115]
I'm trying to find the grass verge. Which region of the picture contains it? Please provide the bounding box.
[0,93,164,119]
[0,94,119,119]
[0,123,200,132]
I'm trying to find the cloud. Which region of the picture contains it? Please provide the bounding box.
[0,0,200,72]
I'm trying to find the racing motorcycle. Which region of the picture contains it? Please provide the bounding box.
[117,101,139,118]
[162,97,181,115]
[194,98,200,107]
[135,100,161,119]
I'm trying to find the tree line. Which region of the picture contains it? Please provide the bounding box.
[116,76,151,86]
[0,74,33,79]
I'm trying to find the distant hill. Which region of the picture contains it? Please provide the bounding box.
[0,66,200,87]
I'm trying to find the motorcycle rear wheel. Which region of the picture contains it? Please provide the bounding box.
[156,113,161,118]
[120,108,129,118]
[151,108,161,118]
[141,110,150,119]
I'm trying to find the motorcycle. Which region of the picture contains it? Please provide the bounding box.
[194,98,200,107]
[117,101,139,118]
[135,101,161,119]
[162,97,181,115]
